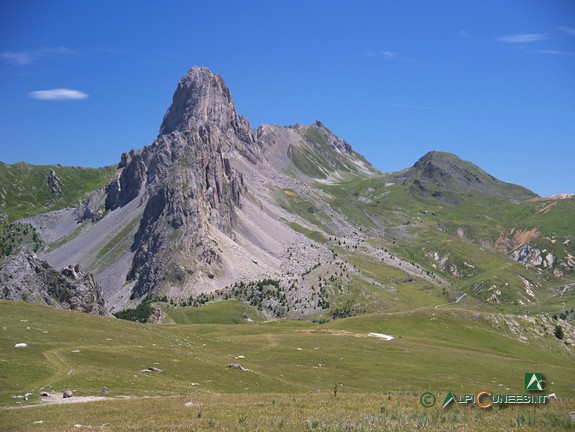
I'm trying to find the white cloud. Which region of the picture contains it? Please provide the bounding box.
[560,26,575,36]
[29,89,89,101]
[362,50,399,59]
[362,50,415,63]
[495,33,551,43]
[38,46,76,56]
[1,51,32,65]
[527,50,575,56]
[1,46,76,65]
[380,51,398,59]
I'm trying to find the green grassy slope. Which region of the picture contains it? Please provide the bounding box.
[308,169,574,316]
[287,123,377,179]
[1,300,573,405]
[160,300,266,324]
[1,300,573,430]
[396,151,537,201]
[0,162,115,223]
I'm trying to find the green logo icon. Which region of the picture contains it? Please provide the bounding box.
[420,392,437,408]
[442,391,456,408]
[525,373,545,391]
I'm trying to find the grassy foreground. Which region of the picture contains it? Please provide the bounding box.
[1,392,574,431]
[0,300,574,431]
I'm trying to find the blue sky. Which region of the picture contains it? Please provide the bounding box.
[1,1,574,196]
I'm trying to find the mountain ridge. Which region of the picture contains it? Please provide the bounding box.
[1,66,573,321]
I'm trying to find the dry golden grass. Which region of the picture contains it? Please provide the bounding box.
[1,392,574,431]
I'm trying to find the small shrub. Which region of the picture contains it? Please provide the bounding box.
[307,418,321,429]
[113,302,154,323]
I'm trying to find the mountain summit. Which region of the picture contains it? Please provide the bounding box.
[30,66,382,308]
[159,67,254,145]
[101,67,261,299]
[398,151,537,201]
[8,67,572,316]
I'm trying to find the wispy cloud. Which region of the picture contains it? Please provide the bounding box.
[370,102,457,113]
[39,47,76,56]
[1,46,76,65]
[363,50,397,59]
[1,51,33,65]
[380,51,398,60]
[560,26,575,36]
[29,89,89,101]
[362,50,415,63]
[527,50,575,56]
[495,33,551,43]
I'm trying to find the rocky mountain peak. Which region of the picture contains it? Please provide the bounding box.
[103,67,260,299]
[307,120,353,155]
[159,66,246,136]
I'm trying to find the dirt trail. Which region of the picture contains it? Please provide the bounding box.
[1,395,167,410]
[435,293,466,309]
[22,349,73,393]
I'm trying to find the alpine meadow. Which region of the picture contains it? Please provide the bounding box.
[1,64,574,431]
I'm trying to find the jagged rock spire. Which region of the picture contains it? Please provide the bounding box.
[104,66,257,299]
[160,66,240,135]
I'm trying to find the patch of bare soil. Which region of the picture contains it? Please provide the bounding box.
[494,227,540,252]
[39,394,108,405]
[296,329,367,338]
[296,329,394,340]
[535,201,557,215]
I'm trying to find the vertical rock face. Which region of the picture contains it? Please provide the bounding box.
[45,169,63,195]
[159,67,251,143]
[104,67,259,299]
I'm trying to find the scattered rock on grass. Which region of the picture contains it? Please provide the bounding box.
[63,390,74,398]
[227,363,245,370]
[368,332,394,341]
